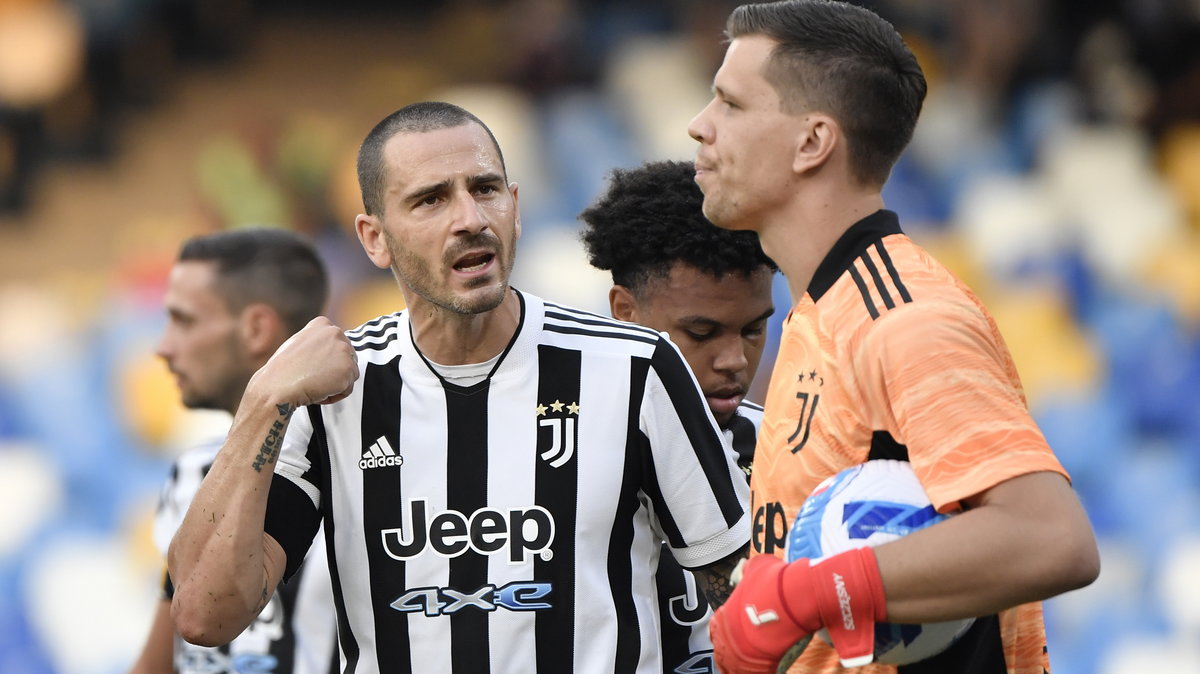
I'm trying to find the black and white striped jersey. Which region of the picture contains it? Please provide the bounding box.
[657,401,761,674]
[265,289,751,674]
[155,438,338,674]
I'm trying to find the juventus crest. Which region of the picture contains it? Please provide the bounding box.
[536,399,580,468]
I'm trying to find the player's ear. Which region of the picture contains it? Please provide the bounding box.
[240,303,285,359]
[355,213,392,270]
[793,112,837,176]
[509,182,521,239]
[609,285,640,323]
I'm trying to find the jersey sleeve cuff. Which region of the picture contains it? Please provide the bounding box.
[670,510,751,569]
[264,473,322,582]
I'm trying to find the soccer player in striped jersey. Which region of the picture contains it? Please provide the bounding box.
[688,2,1100,673]
[166,102,751,674]
[580,158,777,673]
[130,228,337,674]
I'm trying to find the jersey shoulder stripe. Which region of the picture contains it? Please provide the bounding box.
[347,311,402,339]
[543,301,660,338]
[541,301,662,353]
[348,312,405,353]
[846,240,916,320]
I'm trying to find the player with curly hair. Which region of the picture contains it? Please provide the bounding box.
[581,159,776,672]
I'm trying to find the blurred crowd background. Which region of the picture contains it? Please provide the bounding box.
[0,0,1198,672]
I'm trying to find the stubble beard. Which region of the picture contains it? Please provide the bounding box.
[176,335,250,415]
[385,231,515,316]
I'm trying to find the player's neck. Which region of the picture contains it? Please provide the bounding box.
[409,287,521,365]
[761,185,884,302]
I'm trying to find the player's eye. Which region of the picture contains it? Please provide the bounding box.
[685,330,714,342]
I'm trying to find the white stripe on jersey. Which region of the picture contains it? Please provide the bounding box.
[658,400,763,674]
[270,290,750,674]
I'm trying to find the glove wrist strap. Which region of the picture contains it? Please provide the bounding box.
[781,547,886,668]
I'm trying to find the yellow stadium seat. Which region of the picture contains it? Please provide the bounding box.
[985,286,1102,406]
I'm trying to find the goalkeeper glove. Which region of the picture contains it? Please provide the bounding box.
[709,547,886,673]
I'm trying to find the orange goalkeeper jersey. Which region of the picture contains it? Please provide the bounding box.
[751,210,1066,674]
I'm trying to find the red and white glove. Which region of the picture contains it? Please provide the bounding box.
[709,547,887,673]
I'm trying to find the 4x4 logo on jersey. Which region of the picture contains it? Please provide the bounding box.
[536,399,579,467]
[381,498,555,564]
[788,369,823,454]
[361,435,403,469]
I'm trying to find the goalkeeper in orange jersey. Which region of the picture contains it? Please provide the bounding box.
[686,1,1100,672]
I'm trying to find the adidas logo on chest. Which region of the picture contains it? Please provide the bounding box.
[361,436,403,470]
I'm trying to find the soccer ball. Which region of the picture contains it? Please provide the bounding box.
[785,460,974,665]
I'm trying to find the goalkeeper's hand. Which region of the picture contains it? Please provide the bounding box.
[709,547,887,673]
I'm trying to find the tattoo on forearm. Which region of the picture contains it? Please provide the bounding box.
[696,545,750,609]
[251,404,294,472]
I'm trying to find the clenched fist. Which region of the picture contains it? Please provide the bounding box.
[252,317,360,407]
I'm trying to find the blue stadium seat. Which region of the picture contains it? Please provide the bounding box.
[1086,293,1200,439]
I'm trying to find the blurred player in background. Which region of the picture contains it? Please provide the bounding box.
[580,158,777,673]
[165,101,751,673]
[130,228,336,674]
[688,1,1100,672]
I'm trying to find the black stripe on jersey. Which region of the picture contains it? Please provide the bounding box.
[613,355,650,671]
[446,381,491,672]
[544,307,660,339]
[859,251,896,311]
[358,355,411,674]
[347,313,401,340]
[307,407,360,672]
[354,335,402,353]
[655,544,705,674]
[637,431,678,547]
[847,266,881,320]
[866,431,910,462]
[544,323,659,346]
[807,210,903,302]
[266,475,322,581]
[874,241,913,303]
[349,317,402,352]
[898,614,1005,673]
[269,578,298,673]
[726,413,757,476]
[650,339,745,528]
[534,345,581,674]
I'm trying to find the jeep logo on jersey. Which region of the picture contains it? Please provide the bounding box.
[361,436,403,469]
[381,498,555,564]
[751,499,788,555]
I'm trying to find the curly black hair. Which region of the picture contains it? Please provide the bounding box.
[579,160,776,296]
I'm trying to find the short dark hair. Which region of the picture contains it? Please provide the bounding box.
[580,160,776,296]
[727,0,927,186]
[178,227,328,334]
[356,101,507,216]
